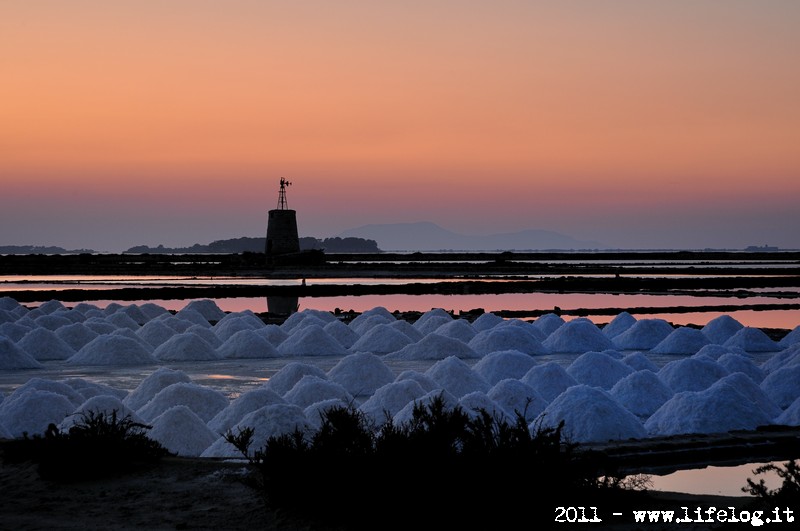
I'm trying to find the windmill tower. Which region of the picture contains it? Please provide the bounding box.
[265,178,300,259]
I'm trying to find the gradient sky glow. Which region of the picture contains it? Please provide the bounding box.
[2,1,799,251]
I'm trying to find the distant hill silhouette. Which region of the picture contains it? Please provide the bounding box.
[338,222,602,251]
[125,236,380,254]
[0,245,95,255]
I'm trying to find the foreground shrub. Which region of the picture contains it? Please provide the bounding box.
[744,460,800,504]
[4,410,169,481]
[227,395,622,529]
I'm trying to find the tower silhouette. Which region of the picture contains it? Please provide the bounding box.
[265,178,300,260]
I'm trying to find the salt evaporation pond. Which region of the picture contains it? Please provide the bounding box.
[1,294,799,498]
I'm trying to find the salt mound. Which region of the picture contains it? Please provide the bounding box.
[621,352,658,372]
[650,327,711,355]
[472,350,537,385]
[258,324,289,346]
[658,358,729,392]
[717,372,782,419]
[349,307,396,335]
[207,388,286,435]
[5,378,84,407]
[323,320,360,348]
[723,327,779,352]
[137,382,229,423]
[394,370,439,393]
[67,334,156,365]
[59,395,142,431]
[213,316,258,342]
[83,318,117,335]
[0,297,22,312]
[718,353,765,383]
[138,303,170,320]
[0,322,32,343]
[201,404,312,458]
[543,319,613,354]
[532,313,565,338]
[281,309,336,333]
[216,310,265,330]
[538,385,646,442]
[358,380,426,425]
[567,351,634,390]
[34,313,72,331]
[459,392,510,422]
[471,312,504,332]
[392,389,459,426]
[327,352,395,397]
[779,326,800,348]
[217,329,279,359]
[186,324,223,348]
[38,300,66,314]
[111,328,155,353]
[760,344,800,374]
[152,333,219,362]
[282,375,354,410]
[434,319,476,342]
[17,328,75,361]
[56,322,99,351]
[645,383,772,436]
[385,333,479,361]
[149,405,218,456]
[119,305,150,326]
[487,379,547,421]
[0,309,16,326]
[520,362,578,403]
[0,337,44,369]
[776,396,800,425]
[285,315,329,334]
[123,368,193,411]
[105,311,141,331]
[495,320,547,341]
[602,312,637,339]
[612,319,674,350]
[304,399,352,430]
[350,323,413,355]
[155,316,193,333]
[388,319,424,341]
[63,378,127,401]
[424,356,490,398]
[0,389,75,437]
[610,371,673,418]
[702,315,744,344]
[183,299,226,323]
[173,308,213,328]
[103,302,124,316]
[761,365,800,408]
[692,344,734,361]
[468,327,549,357]
[135,319,178,349]
[277,324,349,357]
[264,362,328,396]
[413,309,453,334]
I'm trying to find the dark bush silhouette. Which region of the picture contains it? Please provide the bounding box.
[4,410,169,482]
[226,395,620,530]
[744,460,800,504]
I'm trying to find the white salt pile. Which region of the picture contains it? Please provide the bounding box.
[761,365,800,409]
[0,388,75,437]
[83,318,117,335]
[137,382,229,423]
[186,324,223,348]
[392,389,459,426]
[68,335,158,366]
[217,329,279,359]
[644,382,772,436]
[154,315,192,333]
[174,308,213,328]
[658,358,729,393]
[610,371,673,418]
[258,324,289,346]
[621,352,659,372]
[358,380,427,425]
[183,299,226,323]
[723,327,779,352]
[123,368,193,411]
[459,391,510,422]
[425,356,490,399]
[388,319,424,341]
[59,395,141,431]
[207,388,286,435]
[471,350,537,385]
[323,320,360,349]
[468,327,548,357]
[105,311,141,331]
[567,351,634,390]
[63,378,126,401]
[149,405,218,457]
[602,312,637,338]
[56,323,99,351]
[152,333,220,362]
[394,370,439,393]
[434,319,477,342]
[4,378,84,408]
[350,323,413,355]
[718,353,765,383]
[118,305,150,326]
[487,379,547,422]
[111,328,156,353]
[327,352,395,397]
[282,375,354,409]
[138,303,170,320]
[384,333,479,361]
[538,385,646,442]
[263,362,328,396]
[413,308,453,336]
[717,372,782,420]
[1,322,32,343]
[348,307,395,335]
[612,319,674,350]
[277,325,349,357]
[702,315,745,344]
[17,328,75,361]
[779,326,800,348]
[471,312,504,332]
[34,313,73,331]
[520,362,578,403]
[649,327,711,355]
[136,319,178,348]
[213,316,259,342]
[304,399,350,430]
[543,319,613,354]
[532,313,565,337]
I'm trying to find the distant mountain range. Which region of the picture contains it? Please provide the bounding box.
[124,236,379,254]
[338,222,602,251]
[0,245,95,255]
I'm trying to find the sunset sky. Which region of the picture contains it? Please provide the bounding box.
[2,1,799,251]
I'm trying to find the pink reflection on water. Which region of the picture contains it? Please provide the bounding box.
[650,462,782,497]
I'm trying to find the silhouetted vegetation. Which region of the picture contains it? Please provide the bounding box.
[744,460,800,504]
[225,396,637,530]
[125,235,380,254]
[3,410,169,482]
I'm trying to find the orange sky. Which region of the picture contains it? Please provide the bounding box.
[2,1,799,250]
